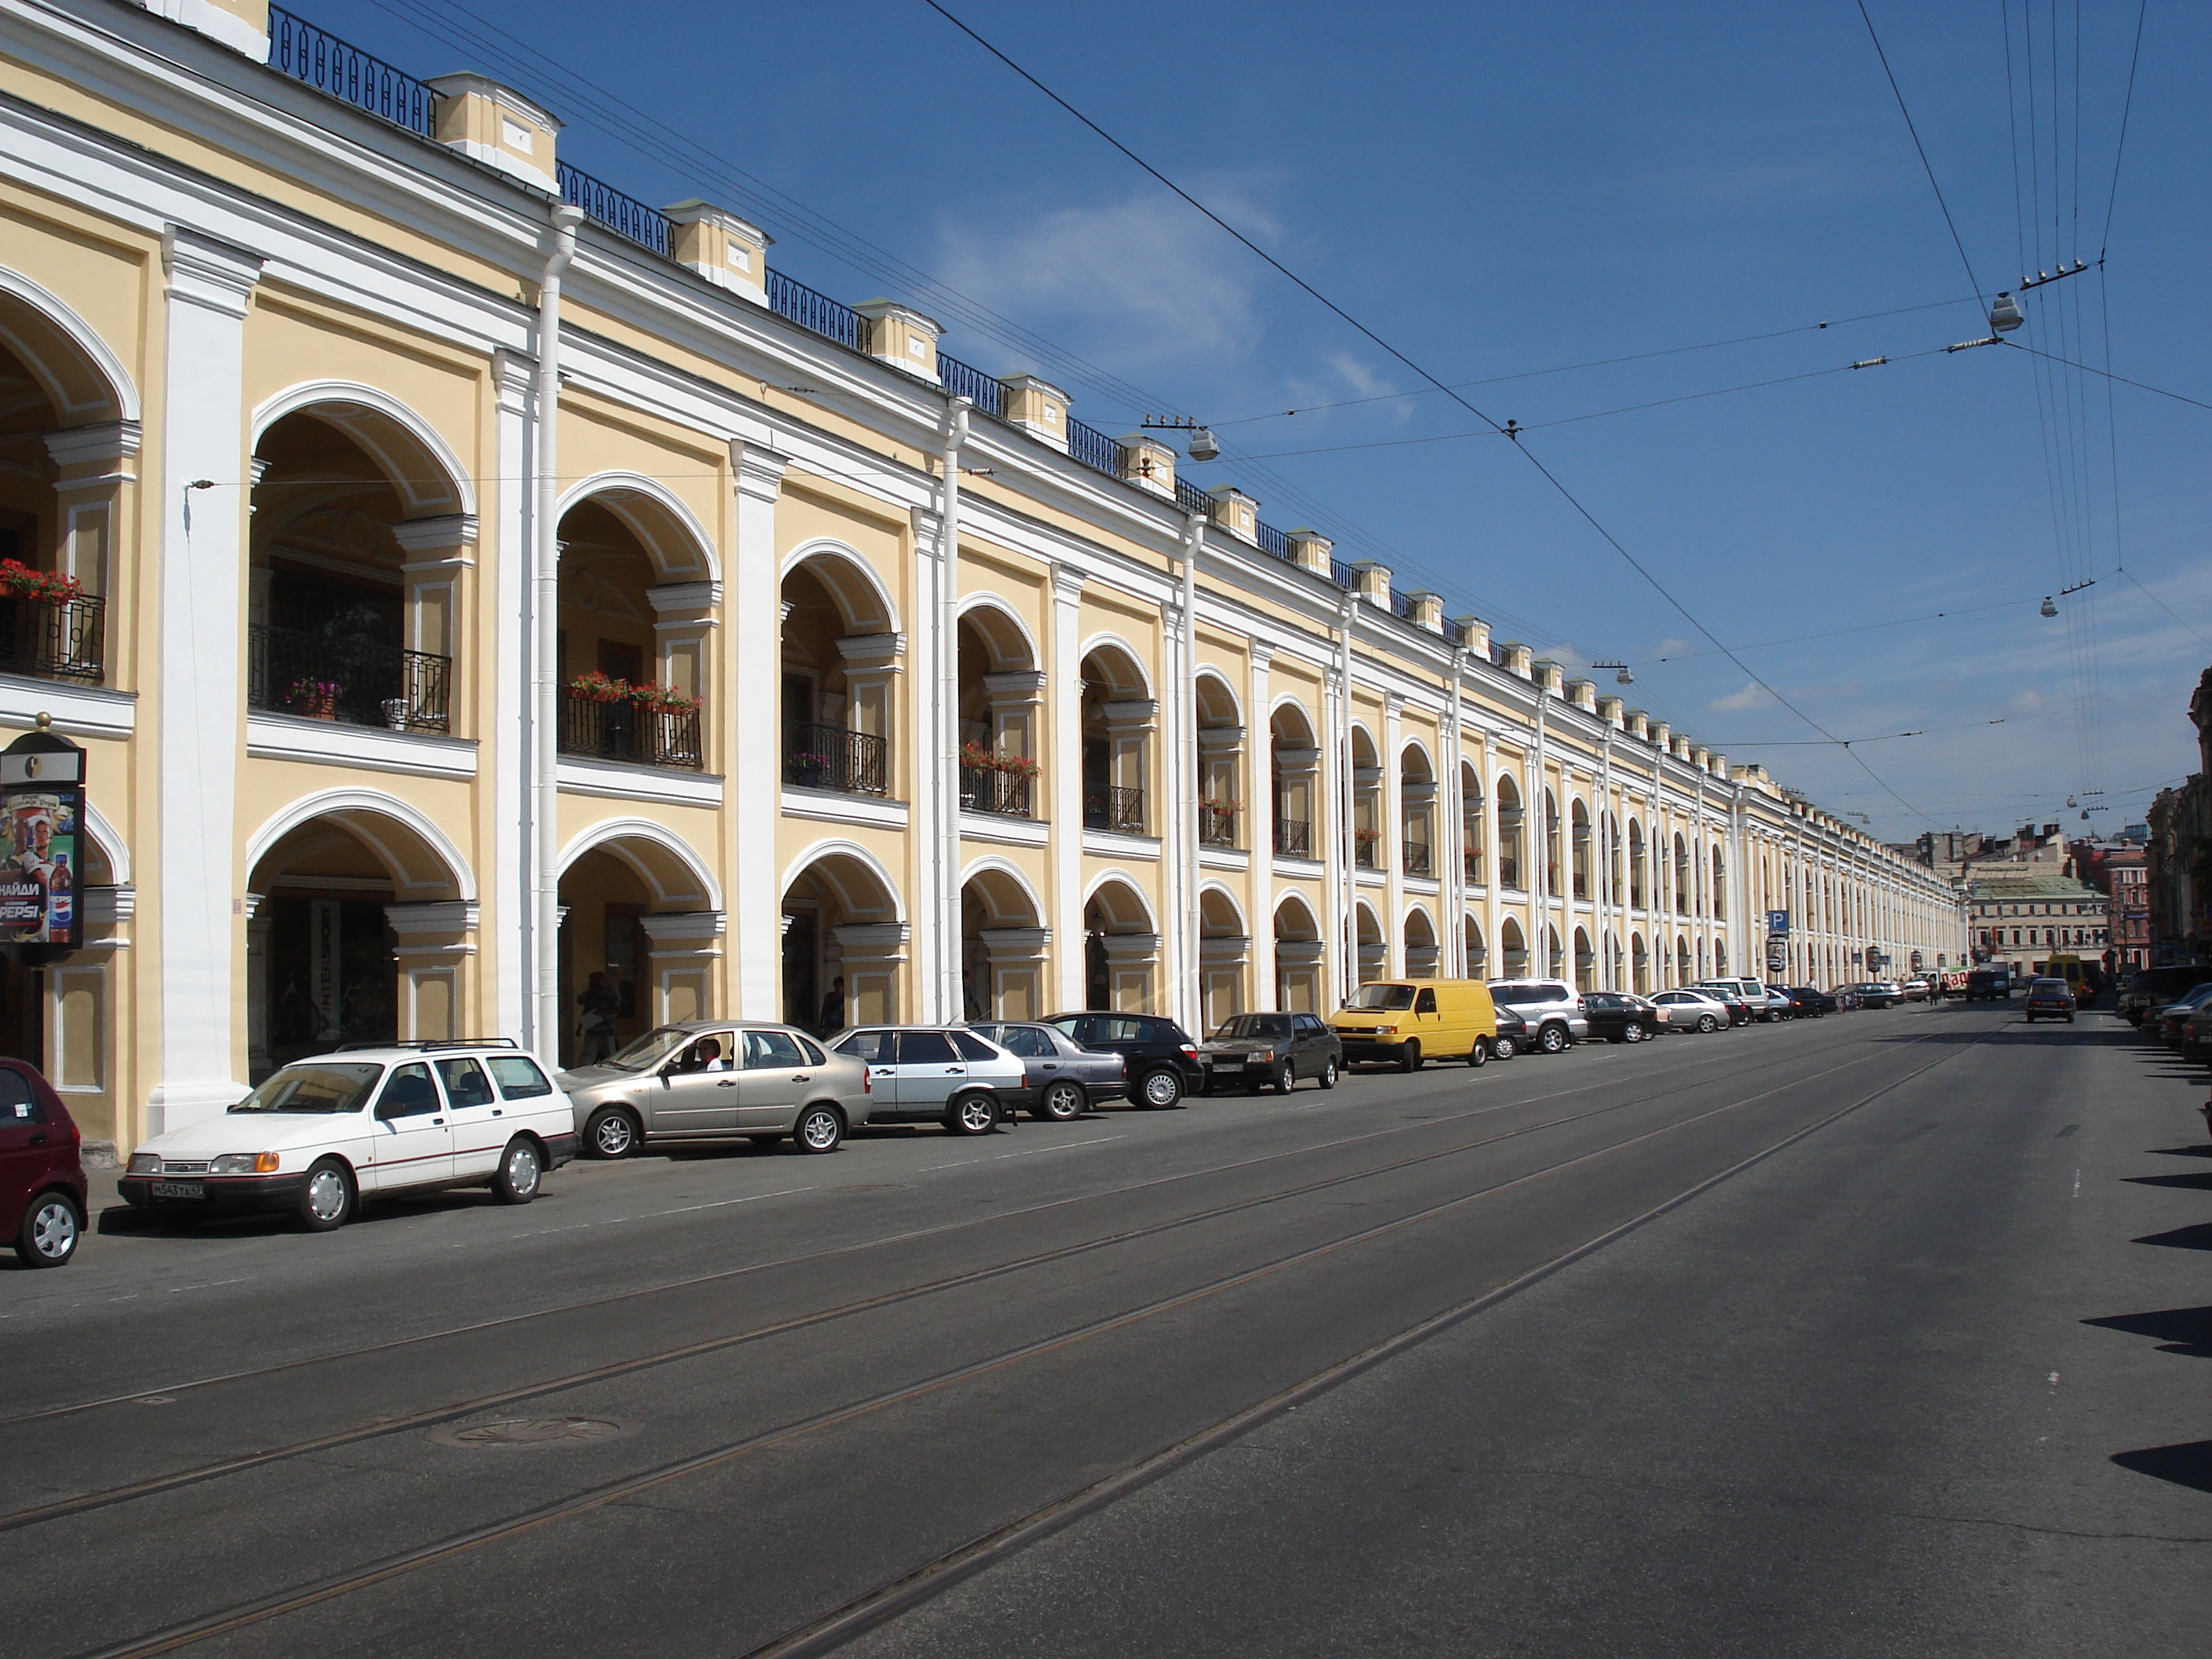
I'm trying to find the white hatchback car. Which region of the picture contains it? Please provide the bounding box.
[120,1042,578,1232]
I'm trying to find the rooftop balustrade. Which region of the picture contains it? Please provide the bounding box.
[557,162,670,256]
[937,354,1005,418]
[269,7,435,136]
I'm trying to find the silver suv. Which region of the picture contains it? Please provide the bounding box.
[1485,980,1589,1054]
[560,1020,868,1158]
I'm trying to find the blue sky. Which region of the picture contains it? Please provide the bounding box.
[335,0,2212,842]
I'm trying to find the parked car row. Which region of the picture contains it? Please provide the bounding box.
[6,969,1932,1265]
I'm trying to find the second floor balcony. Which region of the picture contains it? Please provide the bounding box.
[1085,786,1145,836]
[1273,817,1312,858]
[1403,841,1433,877]
[959,764,1032,819]
[1354,831,1381,870]
[249,624,449,733]
[562,689,702,771]
[785,719,887,796]
[1199,804,1239,848]
[0,588,104,685]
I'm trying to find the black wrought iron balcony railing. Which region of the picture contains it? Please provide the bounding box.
[1353,837,1381,870]
[1402,842,1433,877]
[0,591,104,684]
[269,6,435,136]
[1273,817,1312,858]
[248,624,449,732]
[1463,850,1484,882]
[1083,786,1144,835]
[784,720,888,796]
[959,765,1031,818]
[1199,805,1238,848]
[562,692,702,771]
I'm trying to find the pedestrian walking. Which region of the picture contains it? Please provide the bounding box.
[817,976,845,1036]
[576,971,620,1064]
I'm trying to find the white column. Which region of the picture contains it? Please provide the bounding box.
[907,505,948,1023]
[489,351,533,1038]
[730,441,788,1018]
[1382,692,1404,975]
[1049,565,1086,1010]
[1247,643,1275,1007]
[148,228,260,1136]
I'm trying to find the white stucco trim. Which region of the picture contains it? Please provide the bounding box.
[559,816,723,910]
[251,379,478,517]
[0,262,141,422]
[244,786,478,902]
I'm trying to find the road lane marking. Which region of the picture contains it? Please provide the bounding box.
[991,1135,1126,1161]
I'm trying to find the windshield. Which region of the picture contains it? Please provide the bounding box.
[1344,983,1416,1011]
[1214,1015,1292,1040]
[601,1026,698,1072]
[229,1064,383,1115]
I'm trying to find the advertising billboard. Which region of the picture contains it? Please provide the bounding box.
[0,727,85,965]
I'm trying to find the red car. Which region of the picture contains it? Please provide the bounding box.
[0,1057,88,1267]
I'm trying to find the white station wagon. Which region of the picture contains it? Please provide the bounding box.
[119,1042,580,1232]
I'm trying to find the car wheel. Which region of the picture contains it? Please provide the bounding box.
[295,1159,355,1232]
[1492,1035,1517,1060]
[1270,1069,1295,1094]
[1538,1024,1569,1055]
[1623,1021,1646,1044]
[1467,1040,1489,1068]
[1696,1013,1719,1034]
[1317,1057,1339,1090]
[1399,1040,1423,1073]
[15,1191,81,1268]
[584,1106,639,1160]
[1035,1080,1086,1122]
[490,1137,543,1204]
[1140,1068,1185,1109]
[2065,1014,2075,1024]
[947,1093,999,1135]
[794,1104,844,1153]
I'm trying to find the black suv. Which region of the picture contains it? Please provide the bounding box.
[1043,1013,1203,1108]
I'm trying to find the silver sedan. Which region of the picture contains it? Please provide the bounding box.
[969,1022,1129,1119]
[558,1020,869,1158]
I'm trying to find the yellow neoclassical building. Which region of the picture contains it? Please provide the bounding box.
[0,0,1964,1156]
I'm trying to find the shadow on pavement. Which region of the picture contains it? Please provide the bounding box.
[2145,1144,2212,1159]
[2133,1222,2212,1251]
[2111,1441,2212,1495]
[2123,1171,2212,1192]
[2083,1305,2212,1357]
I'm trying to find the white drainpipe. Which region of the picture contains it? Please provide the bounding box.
[936,397,969,1022]
[532,203,584,1053]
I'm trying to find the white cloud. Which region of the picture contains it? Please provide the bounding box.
[934,181,1280,374]
[1709,681,1775,713]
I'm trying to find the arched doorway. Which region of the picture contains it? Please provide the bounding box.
[1269,702,1321,858]
[1570,800,1591,900]
[956,602,1042,819]
[1632,931,1650,993]
[1195,675,1243,848]
[782,845,903,1035]
[782,547,899,797]
[245,797,471,1080]
[1546,923,1566,980]
[1080,644,1153,834]
[1273,894,1324,1012]
[1460,763,1485,886]
[1463,914,1487,979]
[1083,876,1158,1009]
[1496,775,1524,890]
[1675,934,1692,985]
[559,486,716,771]
[959,862,1047,1019]
[1500,915,1529,976]
[558,824,722,1064]
[1628,819,1646,909]
[1404,907,1439,977]
[1198,885,1249,1027]
[250,397,470,734]
[1353,901,1385,984]
[1350,727,1382,870]
[1399,744,1435,877]
[1573,925,1595,992]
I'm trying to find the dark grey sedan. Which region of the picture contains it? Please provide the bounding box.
[969,1023,1129,1120]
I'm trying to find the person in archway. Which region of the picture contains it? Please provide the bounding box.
[577,970,620,1064]
[817,976,845,1035]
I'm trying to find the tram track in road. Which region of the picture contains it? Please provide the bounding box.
[0,1024,1917,1536]
[3,1014,1893,1434]
[56,1028,1984,1659]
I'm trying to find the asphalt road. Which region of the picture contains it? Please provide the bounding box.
[2,1000,2203,1657]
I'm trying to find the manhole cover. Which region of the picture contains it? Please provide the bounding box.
[428,1415,636,1448]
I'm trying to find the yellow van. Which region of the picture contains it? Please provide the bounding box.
[2036,954,2087,995]
[1328,978,1498,1071]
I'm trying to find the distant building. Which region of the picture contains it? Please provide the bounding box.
[2146,667,2212,964]
[1966,874,2111,977]
[2071,842,2149,971]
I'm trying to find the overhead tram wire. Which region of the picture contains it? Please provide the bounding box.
[923,1,1944,825]
[1207,295,1987,427]
[358,0,1546,639]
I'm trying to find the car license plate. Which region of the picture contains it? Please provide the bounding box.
[150,1180,203,1200]
[1211,1058,1243,1071]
